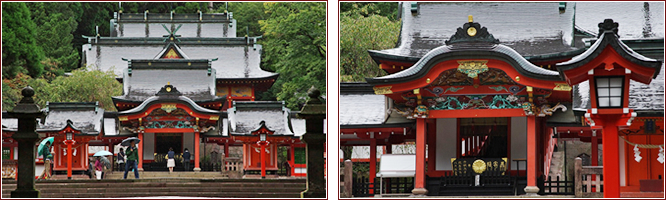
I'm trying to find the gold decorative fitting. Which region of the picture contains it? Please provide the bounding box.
[209,116,219,121]
[457,60,488,78]
[413,88,420,94]
[426,78,431,83]
[188,62,191,66]
[467,27,477,37]
[472,159,486,174]
[373,86,393,95]
[161,103,177,113]
[515,76,520,81]
[148,62,152,66]
[553,83,572,91]
[118,116,128,121]
[468,15,473,22]
[166,86,172,92]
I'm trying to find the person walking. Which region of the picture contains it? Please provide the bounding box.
[95,157,104,179]
[167,147,176,173]
[38,141,53,179]
[124,141,140,179]
[182,148,191,171]
[117,147,125,172]
[100,155,112,179]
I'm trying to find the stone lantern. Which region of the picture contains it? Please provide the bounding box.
[8,87,47,198]
[298,86,326,198]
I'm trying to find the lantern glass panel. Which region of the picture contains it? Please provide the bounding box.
[595,77,624,108]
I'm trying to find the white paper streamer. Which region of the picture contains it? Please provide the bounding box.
[634,144,642,163]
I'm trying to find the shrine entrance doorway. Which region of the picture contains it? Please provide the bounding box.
[459,118,509,159]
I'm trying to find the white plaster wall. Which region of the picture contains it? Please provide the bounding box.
[620,136,626,186]
[183,133,195,154]
[143,133,155,160]
[436,118,457,171]
[511,117,527,170]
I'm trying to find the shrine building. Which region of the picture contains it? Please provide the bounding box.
[340,2,663,197]
[3,11,316,179]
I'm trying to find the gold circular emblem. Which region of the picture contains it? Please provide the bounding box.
[472,159,486,174]
[467,27,477,37]
[166,87,172,92]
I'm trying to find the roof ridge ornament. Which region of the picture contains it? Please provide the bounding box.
[155,83,182,98]
[162,24,182,42]
[445,15,500,45]
[598,18,619,38]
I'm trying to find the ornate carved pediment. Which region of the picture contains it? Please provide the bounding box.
[479,69,518,85]
[431,69,474,86]
[446,21,500,45]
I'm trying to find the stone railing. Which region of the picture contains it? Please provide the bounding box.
[575,157,603,198]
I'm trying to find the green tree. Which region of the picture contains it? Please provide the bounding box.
[2,68,122,112]
[2,2,45,78]
[340,14,400,81]
[259,2,326,110]
[27,2,83,77]
[36,67,122,111]
[340,2,399,21]
[226,2,268,37]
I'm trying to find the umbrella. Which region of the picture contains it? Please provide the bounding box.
[37,137,54,157]
[121,137,141,146]
[93,150,113,157]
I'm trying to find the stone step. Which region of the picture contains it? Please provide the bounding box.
[2,179,307,198]
[6,192,301,198]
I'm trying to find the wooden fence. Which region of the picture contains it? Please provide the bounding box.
[575,157,603,198]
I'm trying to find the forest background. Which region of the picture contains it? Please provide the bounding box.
[2,2,325,111]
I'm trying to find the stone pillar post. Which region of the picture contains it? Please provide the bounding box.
[9,87,46,198]
[298,86,326,198]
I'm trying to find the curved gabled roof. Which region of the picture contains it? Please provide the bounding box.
[556,19,662,84]
[366,43,562,84]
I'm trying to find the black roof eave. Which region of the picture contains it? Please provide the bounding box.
[556,32,663,79]
[118,97,222,116]
[340,82,375,94]
[367,50,420,65]
[215,73,280,81]
[340,122,415,130]
[366,48,563,85]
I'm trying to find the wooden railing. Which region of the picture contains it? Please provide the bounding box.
[222,157,243,173]
[575,157,603,198]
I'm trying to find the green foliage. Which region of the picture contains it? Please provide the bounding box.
[226,2,268,37]
[340,14,400,82]
[2,67,122,112]
[27,2,83,77]
[340,2,399,21]
[2,2,45,78]
[259,2,326,110]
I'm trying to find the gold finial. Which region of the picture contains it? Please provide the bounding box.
[167,82,170,85]
[468,15,473,23]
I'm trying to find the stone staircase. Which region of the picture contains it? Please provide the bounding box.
[104,171,228,179]
[2,178,306,198]
[548,151,565,179]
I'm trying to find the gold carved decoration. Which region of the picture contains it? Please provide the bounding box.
[161,103,177,113]
[431,69,473,86]
[118,116,128,121]
[467,27,477,37]
[373,86,393,95]
[209,116,219,121]
[553,83,572,91]
[457,60,488,79]
[479,69,518,85]
[472,159,486,174]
